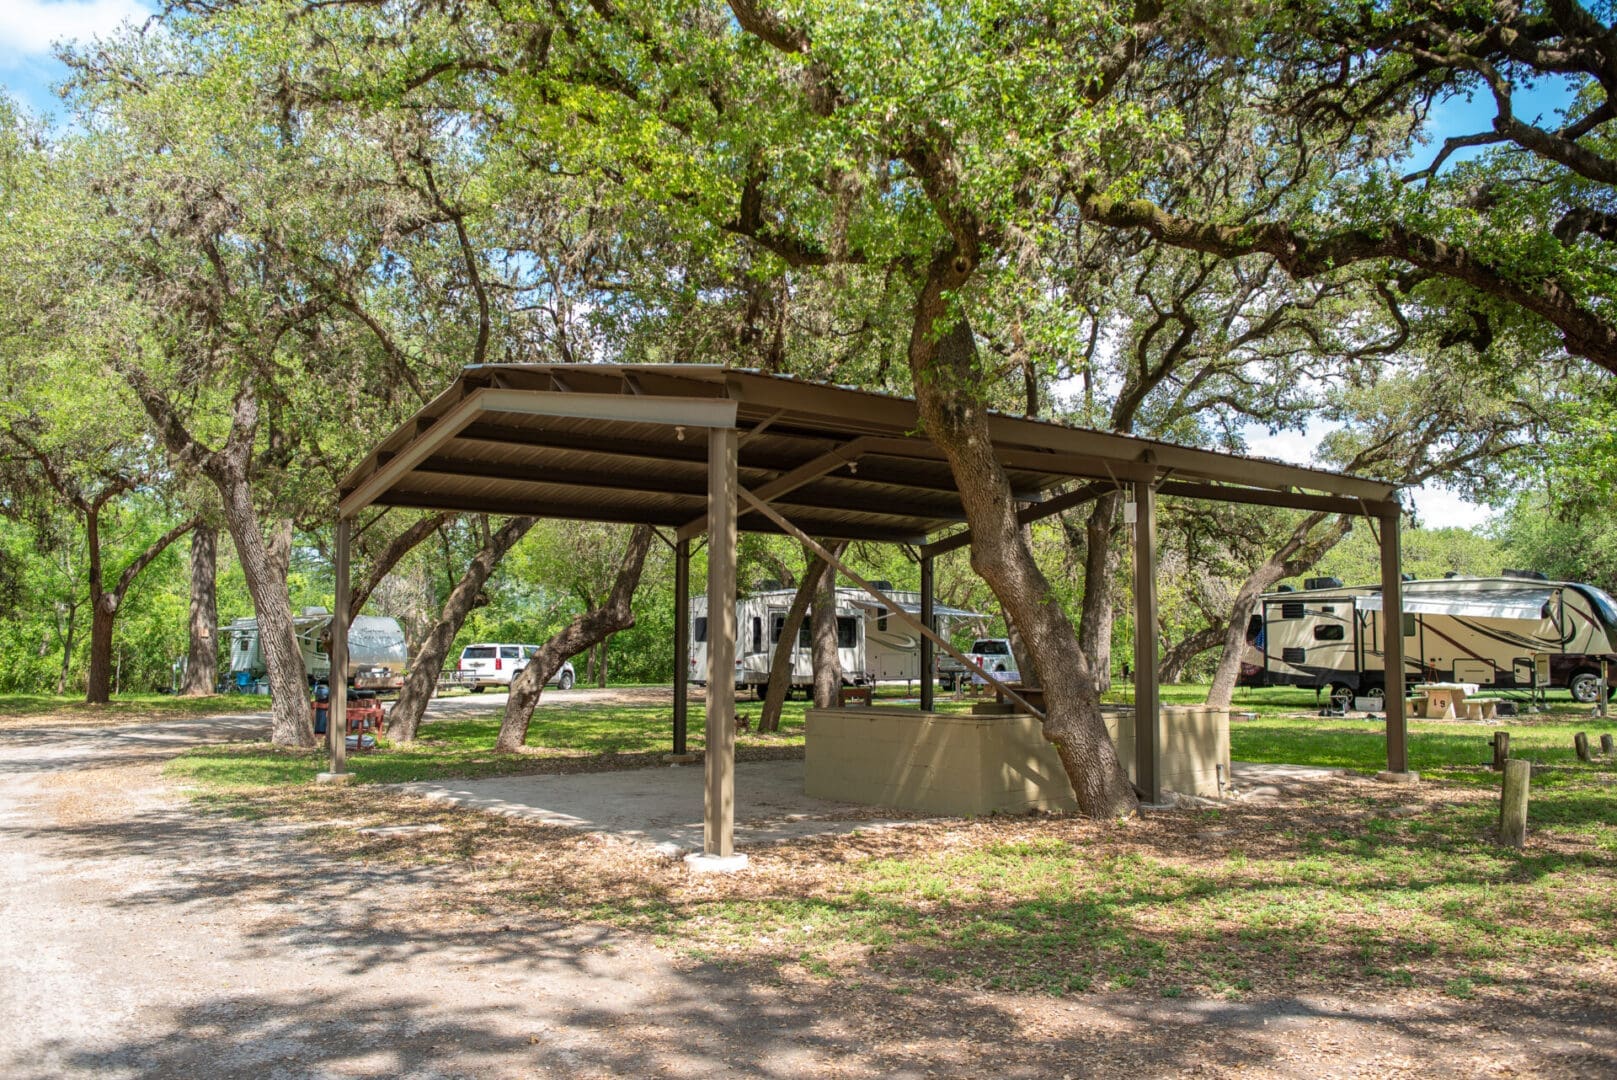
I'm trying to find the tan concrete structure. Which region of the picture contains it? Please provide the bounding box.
[804,704,1230,815]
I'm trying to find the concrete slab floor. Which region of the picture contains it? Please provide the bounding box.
[395,760,921,856]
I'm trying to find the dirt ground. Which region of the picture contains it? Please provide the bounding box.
[1,705,1614,1078]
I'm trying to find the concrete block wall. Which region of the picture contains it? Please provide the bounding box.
[804,704,1230,815]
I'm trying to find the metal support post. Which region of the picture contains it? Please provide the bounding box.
[1380,511,1409,776]
[673,537,690,754]
[920,555,936,712]
[329,517,350,777]
[703,428,738,858]
[1132,481,1160,804]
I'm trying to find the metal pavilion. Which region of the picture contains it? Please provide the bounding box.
[328,364,1408,858]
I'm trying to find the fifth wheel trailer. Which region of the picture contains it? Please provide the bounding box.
[1239,574,1617,703]
[688,585,983,696]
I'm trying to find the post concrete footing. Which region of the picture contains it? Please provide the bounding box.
[315,772,352,785]
[1374,770,1421,785]
[684,852,749,874]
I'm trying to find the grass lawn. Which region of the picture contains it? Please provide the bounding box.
[151,682,1617,1005]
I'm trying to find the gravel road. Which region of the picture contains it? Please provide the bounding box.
[1,705,1612,1078]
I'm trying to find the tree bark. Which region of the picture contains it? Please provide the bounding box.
[1205,513,1351,708]
[497,526,654,751]
[55,601,77,695]
[350,512,453,623]
[123,371,313,746]
[908,265,1136,818]
[810,543,846,708]
[84,511,198,705]
[1159,625,1225,684]
[389,515,537,743]
[595,640,608,688]
[1075,492,1124,693]
[760,550,827,732]
[182,524,219,695]
[218,475,311,744]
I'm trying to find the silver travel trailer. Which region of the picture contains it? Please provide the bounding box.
[226,608,409,691]
[688,586,982,696]
[1239,574,1617,703]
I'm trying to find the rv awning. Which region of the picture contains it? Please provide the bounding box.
[1356,588,1552,620]
[845,597,984,619]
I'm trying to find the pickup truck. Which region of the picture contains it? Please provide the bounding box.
[937,638,1018,690]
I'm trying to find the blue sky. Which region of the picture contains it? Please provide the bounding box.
[2,4,1577,530]
[1,0,153,119]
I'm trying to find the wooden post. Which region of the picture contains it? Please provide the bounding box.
[1575,731,1593,762]
[920,555,935,713]
[673,537,690,756]
[1490,730,1510,771]
[703,427,738,859]
[1379,511,1409,776]
[328,517,350,777]
[1602,733,1615,756]
[1601,658,1609,719]
[1499,758,1531,848]
[1132,481,1160,804]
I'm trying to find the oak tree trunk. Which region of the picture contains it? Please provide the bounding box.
[85,595,117,705]
[220,484,311,745]
[1206,513,1350,708]
[908,267,1136,818]
[1159,625,1225,684]
[497,526,653,751]
[389,515,537,743]
[761,551,827,732]
[182,524,219,696]
[810,543,846,708]
[1075,492,1124,693]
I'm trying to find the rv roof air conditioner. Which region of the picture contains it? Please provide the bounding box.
[1276,584,1296,593]
[1503,569,1549,581]
[869,580,893,592]
[1303,577,1342,591]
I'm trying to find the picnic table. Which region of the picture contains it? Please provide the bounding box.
[1412,682,1499,720]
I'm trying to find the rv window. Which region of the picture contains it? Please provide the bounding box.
[1314,624,1345,642]
[770,614,786,643]
[1403,614,1417,637]
[1280,601,1305,620]
[800,621,812,648]
[751,616,763,653]
[1282,647,1307,663]
[1244,614,1264,645]
[877,608,888,632]
[693,617,708,644]
[836,617,858,648]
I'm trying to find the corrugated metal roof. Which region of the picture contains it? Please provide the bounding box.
[339,363,1400,540]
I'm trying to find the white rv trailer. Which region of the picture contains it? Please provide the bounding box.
[688,586,982,696]
[1239,574,1617,703]
[226,608,409,691]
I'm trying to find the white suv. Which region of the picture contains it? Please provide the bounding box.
[457,644,576,692]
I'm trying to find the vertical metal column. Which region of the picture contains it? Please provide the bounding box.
[704,428,738,857]
[330,516,350,776]
[920,555,936,712]
[673,537,690,755]
[1380,511,1408,774]
[1132,481,1160,804]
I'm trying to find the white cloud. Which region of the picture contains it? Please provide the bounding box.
[0,0,150,63]
[1408,483,1495,530]
[1242,421,1495,530]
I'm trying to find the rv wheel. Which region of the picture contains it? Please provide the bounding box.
[1360,685,1386,705]
[1327,684,1355,712]
[1570,671,1602,704]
